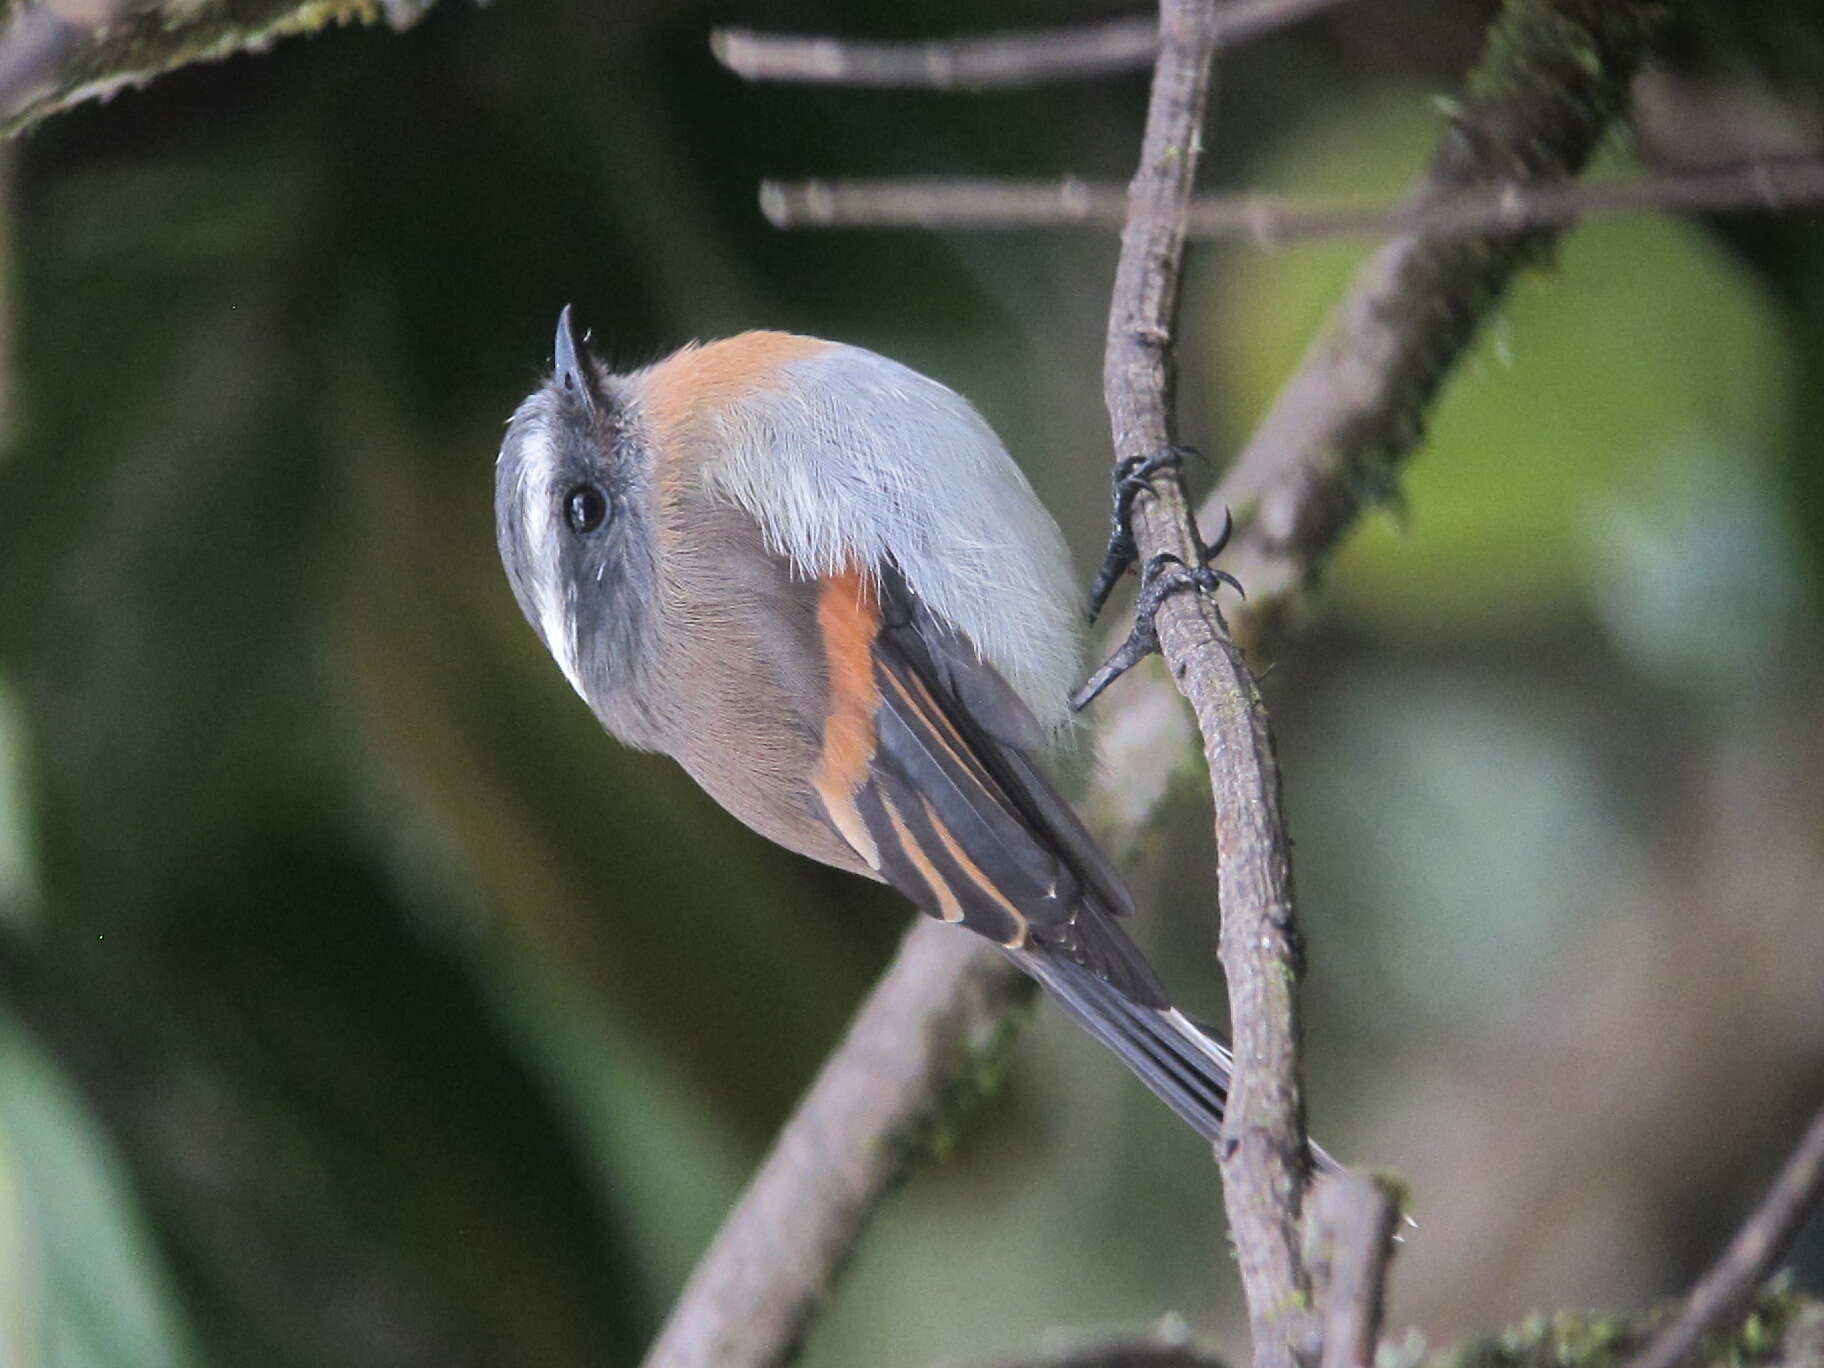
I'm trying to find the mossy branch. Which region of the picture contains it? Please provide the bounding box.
[0,0,430,138]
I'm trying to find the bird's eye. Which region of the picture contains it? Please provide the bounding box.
[564,483,611,534]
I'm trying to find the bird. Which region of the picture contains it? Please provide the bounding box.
[493,305,1267,1153]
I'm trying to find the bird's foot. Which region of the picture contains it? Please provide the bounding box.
[1070,511,1242,711]
[1086,445,1201,623]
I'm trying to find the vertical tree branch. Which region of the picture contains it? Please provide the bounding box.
[1102,2,1314,1365]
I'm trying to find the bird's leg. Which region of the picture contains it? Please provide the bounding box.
[1070,509,1242,712]
[1085,445,1199,623]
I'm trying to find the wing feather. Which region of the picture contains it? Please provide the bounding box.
[846,568,1167,1007]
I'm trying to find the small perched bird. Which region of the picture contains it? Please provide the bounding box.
[495,308,1246,1147]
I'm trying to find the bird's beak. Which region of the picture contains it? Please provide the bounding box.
[554,303,594,409]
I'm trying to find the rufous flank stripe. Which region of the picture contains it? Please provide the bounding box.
[813,567,883,870]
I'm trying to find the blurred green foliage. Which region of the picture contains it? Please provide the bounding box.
[1201,92,1796,629]
[0,1,1819,1365]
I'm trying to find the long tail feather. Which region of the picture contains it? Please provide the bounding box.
[1014,948,1232,1142]
[1014,947,1339,1172]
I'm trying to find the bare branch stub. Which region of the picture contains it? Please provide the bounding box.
[1623,1104,1824,1368]
[1099,1,1314,1365]
[1304,1174,1401,1368]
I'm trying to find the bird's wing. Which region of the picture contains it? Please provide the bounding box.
[809,561,1168,1009]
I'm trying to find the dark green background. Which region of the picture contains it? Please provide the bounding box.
[0,2,1820,1364]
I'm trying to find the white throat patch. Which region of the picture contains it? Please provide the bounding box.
[515,427,587,699]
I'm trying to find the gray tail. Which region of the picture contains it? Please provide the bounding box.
[1015,948,1340,1172]
[1015,948,1232,1143]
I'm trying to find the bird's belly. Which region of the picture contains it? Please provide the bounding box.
[668,718,880,881]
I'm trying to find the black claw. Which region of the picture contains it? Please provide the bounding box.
[1072,548,1244,711]
[1084,539,1136,627]
[1069,629,1156,712]
[1204,505,1234,561]
[1073,556,1180,711]
[1198,506,1244,597]
[1086,446,1197,623]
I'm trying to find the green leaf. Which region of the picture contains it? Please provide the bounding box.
[0,1010,201,1368]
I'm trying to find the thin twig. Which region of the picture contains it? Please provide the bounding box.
[1304,1174,1400,1368]
[1623,1104,1824,1368]
[1202,0,1674,650]
[714,17,1156,90]
[760,157,1824,239]
[713,0,1352,90]
[637,920,1032,1368]
[1100,1,1314,1365]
